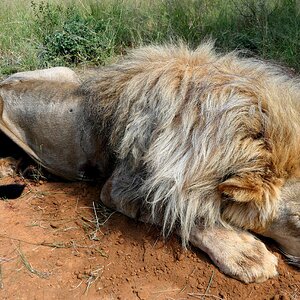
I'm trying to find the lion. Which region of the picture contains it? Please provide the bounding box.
[78,42,300,282]
[0,43,299,283]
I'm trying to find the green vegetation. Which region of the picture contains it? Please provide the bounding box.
[0,0,299,76]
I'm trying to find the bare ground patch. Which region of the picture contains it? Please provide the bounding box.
[0,174,299,300]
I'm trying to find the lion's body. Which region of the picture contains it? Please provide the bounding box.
[0,45,299,282]
[79,43,300,243]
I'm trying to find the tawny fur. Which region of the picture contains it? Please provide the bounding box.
[0,67,111,182]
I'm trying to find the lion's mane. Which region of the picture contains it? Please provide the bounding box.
[79,42,300,245]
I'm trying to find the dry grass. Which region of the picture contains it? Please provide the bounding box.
[15,245,50,279]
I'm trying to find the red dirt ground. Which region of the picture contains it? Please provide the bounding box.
[0,174,299,300]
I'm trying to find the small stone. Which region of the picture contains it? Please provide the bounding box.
[177,253,185,261]
[56,260,63,266]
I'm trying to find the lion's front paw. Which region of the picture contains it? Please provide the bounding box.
[215,236,278,283]
[190,228,278,283]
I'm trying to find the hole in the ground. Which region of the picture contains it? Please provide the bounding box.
[0,184,25,199]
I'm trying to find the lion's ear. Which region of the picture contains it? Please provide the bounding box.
[218,176,264,203]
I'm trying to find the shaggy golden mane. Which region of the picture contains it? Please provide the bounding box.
[79,42,300,243]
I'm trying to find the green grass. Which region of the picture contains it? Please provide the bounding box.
[0,0,299,77]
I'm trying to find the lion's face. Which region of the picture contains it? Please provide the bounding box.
[262,180,300,266]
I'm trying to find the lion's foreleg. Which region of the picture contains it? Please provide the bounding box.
[189,226,278,283]
[100,168,278,283]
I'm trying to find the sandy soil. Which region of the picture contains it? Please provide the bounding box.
[0,172,299,300]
